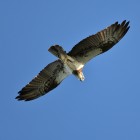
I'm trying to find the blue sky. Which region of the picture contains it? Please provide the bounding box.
[0,0,140,140]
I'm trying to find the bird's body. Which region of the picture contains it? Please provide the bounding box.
[16,20,130,101]
[48,45,85,81]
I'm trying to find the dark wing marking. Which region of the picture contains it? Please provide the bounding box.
[68,20,130,64]
[16,60,70,101]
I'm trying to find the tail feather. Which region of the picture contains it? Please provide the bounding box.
[48,45,68,63]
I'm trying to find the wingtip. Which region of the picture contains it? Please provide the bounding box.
[15,96,22,101]
[114,20,130,26]
[114,21,118,25]
[15,95,34,101]
[122,20,130,26]
[118,20,130,31]
[124,20,130,23]
[15,95,23,101]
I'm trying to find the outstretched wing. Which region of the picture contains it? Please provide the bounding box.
[68,20,130,64]
[16,60,71,101]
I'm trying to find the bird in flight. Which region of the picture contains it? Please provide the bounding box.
[16,20,130,101]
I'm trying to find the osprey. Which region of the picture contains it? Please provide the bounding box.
[16,20,130,101]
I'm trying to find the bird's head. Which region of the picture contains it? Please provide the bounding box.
[73,68,85,81]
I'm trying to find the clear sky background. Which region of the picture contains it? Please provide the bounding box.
[0,0,140,140]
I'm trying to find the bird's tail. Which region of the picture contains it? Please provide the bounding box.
[48,45,68,63]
